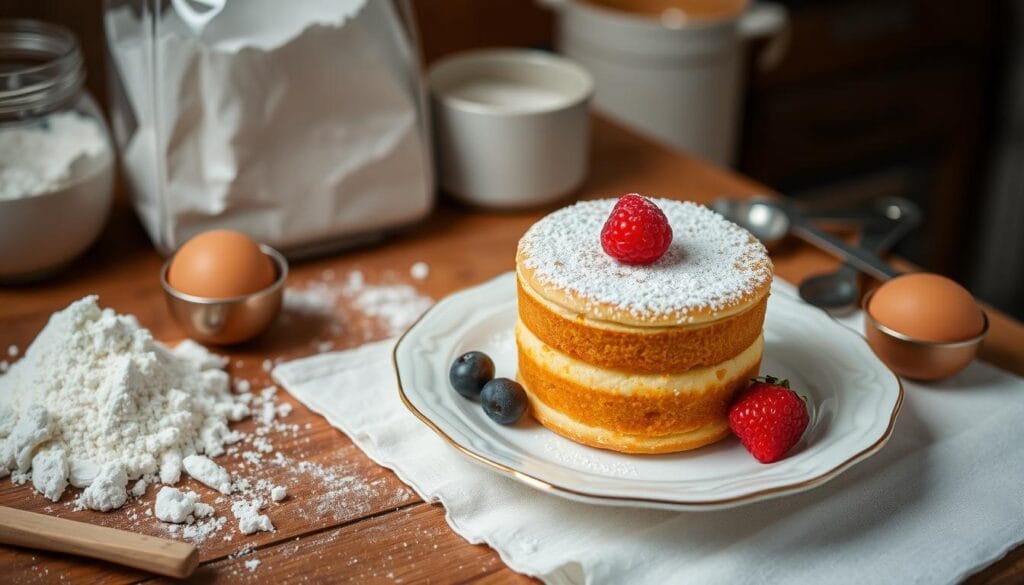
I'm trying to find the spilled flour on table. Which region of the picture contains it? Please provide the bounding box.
[283,264,433,346]
[294,460,412,522]
[1,265,435,579]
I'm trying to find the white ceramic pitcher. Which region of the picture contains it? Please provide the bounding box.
[547,0,788,166]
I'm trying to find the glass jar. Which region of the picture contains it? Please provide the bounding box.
[0,19,115,282]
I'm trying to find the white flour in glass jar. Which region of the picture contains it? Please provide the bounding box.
[0,112,112,201]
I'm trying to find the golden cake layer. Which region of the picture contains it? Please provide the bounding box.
[517,273,767,374]
[514,198,773,454]
[516,321,763,453]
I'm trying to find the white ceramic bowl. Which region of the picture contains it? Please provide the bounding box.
[428,49,594,209]
[0,151,114,282]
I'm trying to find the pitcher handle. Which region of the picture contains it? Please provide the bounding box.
[739,2,790,71]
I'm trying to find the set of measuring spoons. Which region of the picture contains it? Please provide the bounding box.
[712,196,921,313]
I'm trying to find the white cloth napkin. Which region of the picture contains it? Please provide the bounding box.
[273,283,1024,585]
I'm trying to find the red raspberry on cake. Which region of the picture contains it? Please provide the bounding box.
[600,194,673,265]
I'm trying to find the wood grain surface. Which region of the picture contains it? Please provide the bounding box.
[0,117,1021,584]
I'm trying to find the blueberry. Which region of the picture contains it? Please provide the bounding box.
[480,378,528,425]
[449,351,495,399]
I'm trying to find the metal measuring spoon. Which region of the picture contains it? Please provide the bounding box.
[798,198,921,312]
[712,197,901,281]
[711,197,893,250]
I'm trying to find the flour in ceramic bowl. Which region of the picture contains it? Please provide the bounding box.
[0,296,249,510]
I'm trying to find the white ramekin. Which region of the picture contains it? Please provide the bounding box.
[428,49,594,210]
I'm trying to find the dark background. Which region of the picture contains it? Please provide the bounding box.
[2,0,1021,320]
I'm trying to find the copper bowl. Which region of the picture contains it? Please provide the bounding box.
[160,244,288,345]
[862,288,988,381]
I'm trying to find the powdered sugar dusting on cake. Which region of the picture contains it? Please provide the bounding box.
[519,198,771,323]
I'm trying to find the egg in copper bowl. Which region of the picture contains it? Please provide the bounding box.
[863,273,988,381]
[162,230,287,345]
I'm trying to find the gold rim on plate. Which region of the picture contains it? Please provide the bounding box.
[392,277,905,509]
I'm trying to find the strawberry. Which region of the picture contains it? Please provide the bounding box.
[728,376,809,463]
[600,194,673,265]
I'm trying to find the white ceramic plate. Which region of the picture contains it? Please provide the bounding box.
[394,272,902,511]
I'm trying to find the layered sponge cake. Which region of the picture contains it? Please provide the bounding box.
[515,198,773,454]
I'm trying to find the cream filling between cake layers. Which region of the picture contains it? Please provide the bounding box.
[515,320,764,397]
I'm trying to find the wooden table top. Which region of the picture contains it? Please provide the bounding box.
[1,116,1022,584]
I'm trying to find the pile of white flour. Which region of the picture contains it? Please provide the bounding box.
[0,296,248,511]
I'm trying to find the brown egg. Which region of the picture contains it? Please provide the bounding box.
[167,230,276,298]
[868,273,984,343]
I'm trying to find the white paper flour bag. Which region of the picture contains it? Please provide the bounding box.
[104,0,433,256]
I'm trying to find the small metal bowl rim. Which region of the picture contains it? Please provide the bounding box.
[861,287,989,349]
[160,243,289,305]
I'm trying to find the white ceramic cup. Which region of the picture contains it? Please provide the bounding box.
[428,49,594,209]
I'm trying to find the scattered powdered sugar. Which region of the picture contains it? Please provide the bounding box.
[283,268,433,339]
[165,514,227,543]
[213,385,413,535]
[542,438,640,478]
[229,547,255,560]
[244,558,261,572]
[409,261,429,280]
[293,460,411,522]
[519,198,772,323]
[350,285,433,335]
[282,283,341,317]
[485,328,515,355]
